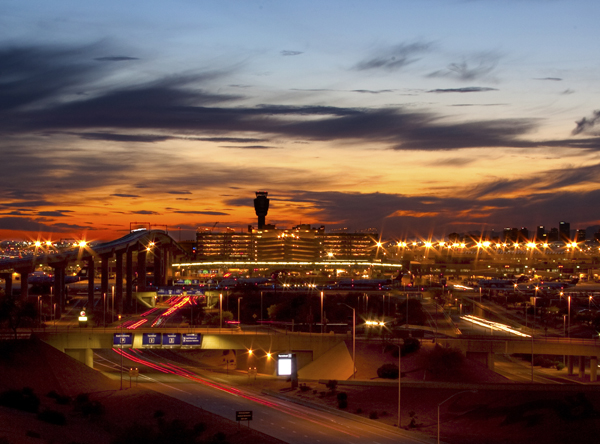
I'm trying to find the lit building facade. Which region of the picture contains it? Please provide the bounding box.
[194,225,378,262]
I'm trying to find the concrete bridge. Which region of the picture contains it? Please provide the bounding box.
[439,336,600,381]
[0,230,185,319]
[36,329,353,380]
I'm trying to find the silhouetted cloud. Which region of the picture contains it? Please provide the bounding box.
[167,191,192,195]
[428,87,498,93]
[354,42,432,71]
[0,217,70,232]
[220,145,276,149]
[37,210,73,217]
[173,210,230,215]
[111,194,140,198]
[534,77,562,81]
[281,50,303,56]
[428,53,500,81]
[352,89,395,94]
[131,210,159,215]
[572,110,600,135]
[94,56,139,61]
[77,132,172,143]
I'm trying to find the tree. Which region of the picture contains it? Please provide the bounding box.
[203,310,233,326]
[0,294,37,338]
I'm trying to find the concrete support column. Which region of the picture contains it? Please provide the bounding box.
[115,251,124,314]
[126,249,133,312]
[100,254,110,301]
[137,249,147,292]
[86,256,95,311]
[0,273,13,297]
[578,356,585,379]
[590,357,598,382]
[16,268,30,299]
[568,356,574,375]
[487,352,495,371]
[53,266,65,319]
[164,249,173,285]
[153,249,164,287]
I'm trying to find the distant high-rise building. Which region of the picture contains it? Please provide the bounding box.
[575,229,586,242]
[519,227,529,241]
[535,225,546,241]
[548,227,559,242]
[503,227,519,243]
[559,221,570,242]
[254,191,270,230]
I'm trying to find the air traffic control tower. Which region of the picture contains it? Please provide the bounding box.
[254,191,269,229]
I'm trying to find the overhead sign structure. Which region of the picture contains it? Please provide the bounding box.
[142,333,162,347]
[162,333,182,347]
[113,333,133,347]
[182,333,201,347]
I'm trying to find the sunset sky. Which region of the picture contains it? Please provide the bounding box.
[1,0,600,243]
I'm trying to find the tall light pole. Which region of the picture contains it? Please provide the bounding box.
[118,314,123,390]
[320,291,324,334]
[238,297,243,324]
[219,293,223,332]
[568,295,571,339]
[438,390,477,444]
[338,303,355,380]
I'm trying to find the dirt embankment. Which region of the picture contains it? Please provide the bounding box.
[0,337,285,444]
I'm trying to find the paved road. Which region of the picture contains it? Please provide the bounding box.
[93,350,433,444]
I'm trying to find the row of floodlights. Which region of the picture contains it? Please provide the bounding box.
[386,241,583,249]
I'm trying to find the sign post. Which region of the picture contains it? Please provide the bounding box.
[236,410,253,428]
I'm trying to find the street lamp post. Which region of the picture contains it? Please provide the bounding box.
[320,291,324,334]
[238,297,243,324]
[219,293,223,332]
[118,314,123,390]
[568,295,571,339]
[437,390,477,444]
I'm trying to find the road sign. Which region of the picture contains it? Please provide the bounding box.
[142,333,161,347]
[236,411,253,421]
[182,333,201,346]
[113,333,133,346]
[162,333,181,347]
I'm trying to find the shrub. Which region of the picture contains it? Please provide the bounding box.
[338,400,348,409]
[355,408,363,414]
[193,422,207,434]
[369,411,379,419]
[325,380,338,393]
[336,392,347,402]
[0,388,40,413]
[377,363,399,379]
[213,431,227,441]
[37,409,66,426]
[81,400,104,417]
[299,383,310,392]
[556,361,565,371]
[533,356,553,368]
[401,337,421,356]
[73,393,90,410]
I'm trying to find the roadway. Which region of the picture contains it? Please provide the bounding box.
[93,349,433,444]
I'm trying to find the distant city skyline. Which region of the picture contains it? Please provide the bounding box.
[1,1,600,242]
